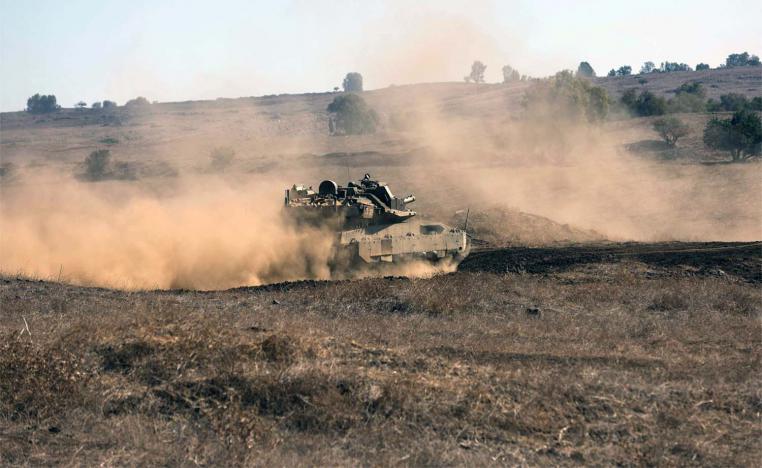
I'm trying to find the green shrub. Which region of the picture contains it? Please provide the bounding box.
[523,70,610,122]
[707,93,756,112]
[652,116,690,146]
[84,149,134,180]
[85,150,112,180]
[622,90,667,116]
[327,93,379,135]
[703,110,762,161]
[695,63,710,71]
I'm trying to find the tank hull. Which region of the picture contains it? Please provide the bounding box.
[336,219,469,264]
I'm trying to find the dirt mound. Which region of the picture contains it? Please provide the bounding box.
[451,206,606,247]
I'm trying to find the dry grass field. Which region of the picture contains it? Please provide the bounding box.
[1,253,761,466]
[1,67,761,466]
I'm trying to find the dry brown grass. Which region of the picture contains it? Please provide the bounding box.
[1,264,760,466]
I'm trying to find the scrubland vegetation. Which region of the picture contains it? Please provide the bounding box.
[1,260,760,466]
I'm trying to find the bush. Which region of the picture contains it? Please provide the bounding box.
[703,110,762,161]
[622,90,667,116]
[667,82,707,113]
[576,61,596,78]
[124,97,150,108]
[696,63,710,71]
[85,150,112,180]
[327,93,378,135]
[502,65,520,83]
[102,100,117,109]
[523,70,610,122]
[464,61,486,83]
[607,69,616,77]
[652,117,690,146]
[725,52,761,68]
[84,149,134,180]
[668,93,706,113]
[91,102,102,109]
[706,93,761,112]
[674,82,706,98]
[616,65,632,76]
[342,73,363,92]
[26,94,60,114]
[209,147,236,171]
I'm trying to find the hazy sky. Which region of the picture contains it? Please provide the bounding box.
[1,0,760,111]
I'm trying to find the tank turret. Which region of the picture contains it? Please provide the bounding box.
[286,174,469,266]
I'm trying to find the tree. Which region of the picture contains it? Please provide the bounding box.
[653,117,690,146]
[622,90,667,116]
[576,61,596,78]
[502,65,520,83]
[703,110,762,161]
[125,96,150,107]
[710,93,750,112]
[616,65,632,76]
[102,100,117,109]
[342,72,363,92]
[333,86,339,92]
[465,61,486,83]
[640,61,656,74]
[26,94,60,114]
[326,93,378,135]
[75,101,87,110]
[696,63,710,71]
[607,69,616,77]
[523,70,610,122]
[725,52,760,68]
[660,62,692,72]
[91,101,102,109]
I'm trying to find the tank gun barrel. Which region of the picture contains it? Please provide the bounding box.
[403,195,416,204]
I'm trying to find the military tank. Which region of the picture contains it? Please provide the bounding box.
[285,174,469,270]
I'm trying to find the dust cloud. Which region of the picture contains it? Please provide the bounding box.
[0,172,335,290]
[390,103,762,242]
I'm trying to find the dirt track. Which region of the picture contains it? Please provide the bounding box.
[459,241,762,282]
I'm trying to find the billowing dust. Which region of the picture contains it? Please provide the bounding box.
[1,84,760,290]
[0,174,337,290]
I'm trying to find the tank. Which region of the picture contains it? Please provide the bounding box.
[285,174,469,269]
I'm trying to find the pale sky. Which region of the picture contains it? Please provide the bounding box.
[1,0,760,111]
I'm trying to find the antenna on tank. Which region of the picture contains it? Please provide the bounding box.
[463,208,470,233]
